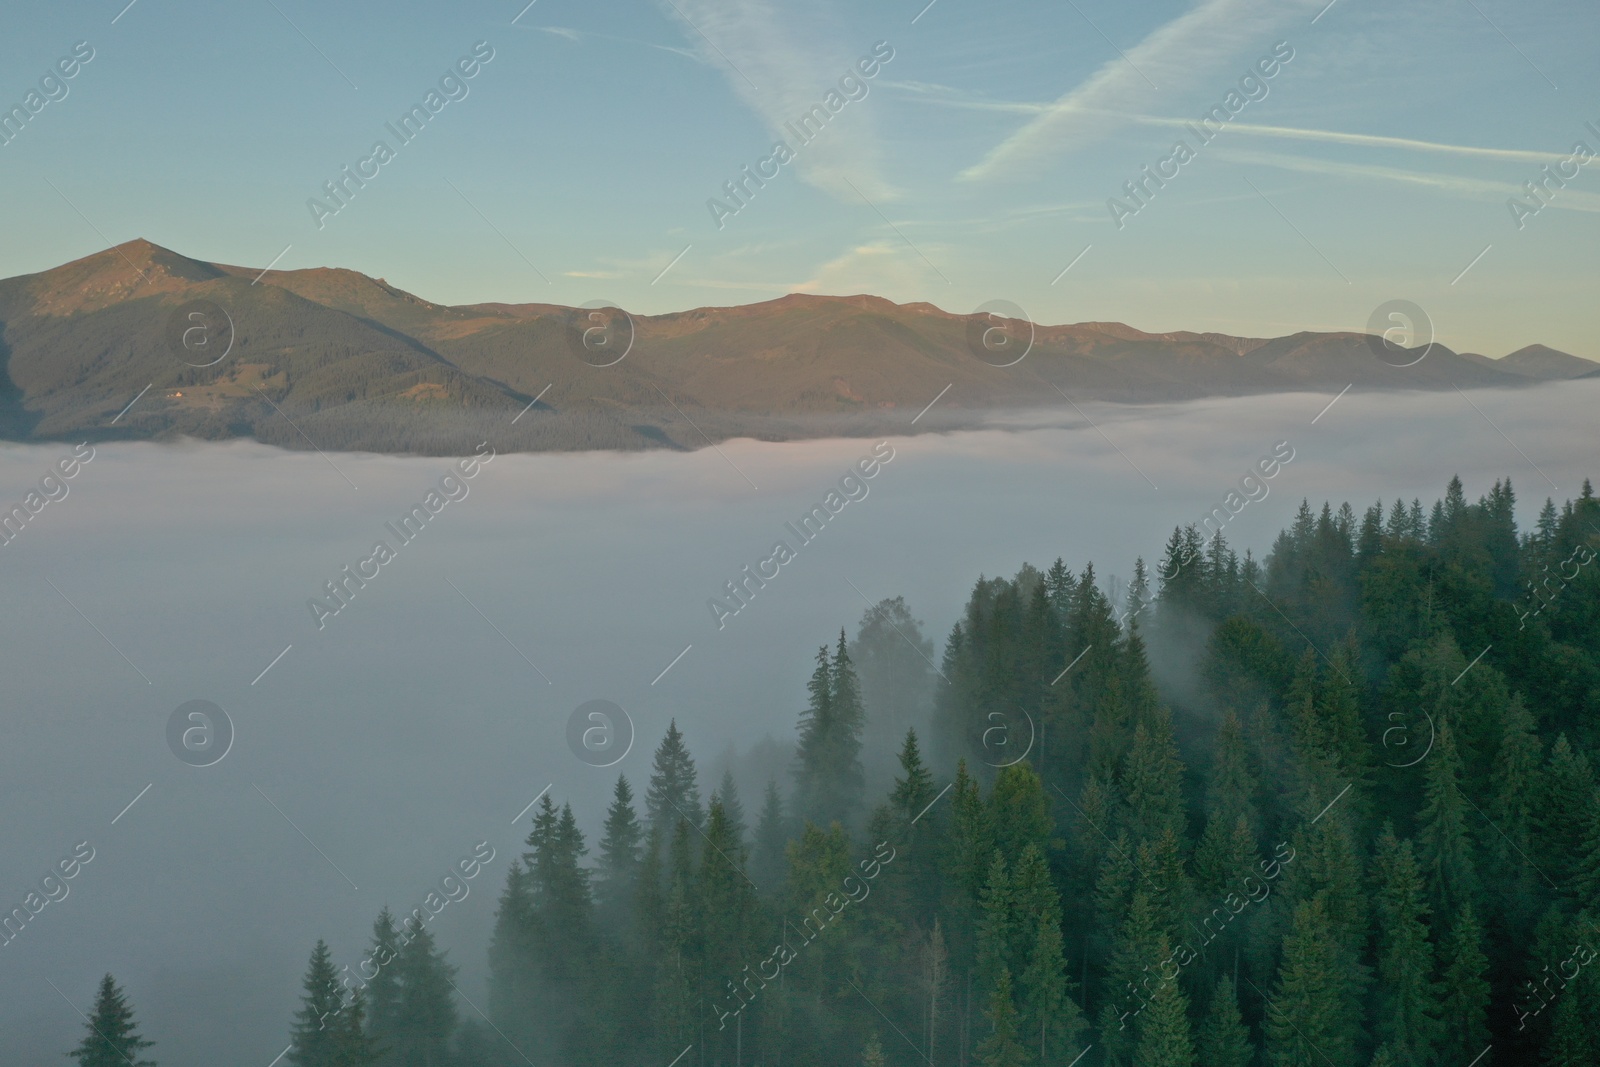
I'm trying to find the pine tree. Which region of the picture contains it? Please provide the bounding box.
[391,917,458,1067]
[595,774,642,923]
[862,1031,887,1067]
[1197,975,1252,1067]
[793,644,836,824]
[1266,897,1360,1067]
[331,989,381,1067]
[365,909,403,1064]
[890,727,935,827]
[827,628,868,822]
[975,967,1031,1067]
[646,720,703,832]
[1017,909,1086,1065]
[288,940,345,1067]
[1132,940,1194,1067]
[1371,827,1441,1066]
[1437,904,1490,1065]
[751,779,789,892]
[716,768,747,848]
[68,975,155,1067]
[1416,719,1480,915]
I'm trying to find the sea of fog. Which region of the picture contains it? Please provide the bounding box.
[1,381,1595,1065]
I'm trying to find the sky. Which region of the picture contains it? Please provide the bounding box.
[2,0,1598,355]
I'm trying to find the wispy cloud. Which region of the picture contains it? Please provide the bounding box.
[517,23,700,60]
[900,75,1565,168]
[655,0,895,201]
[960,0,1318,182]
[1143,118,1566,165]
[1217,149,1600,213]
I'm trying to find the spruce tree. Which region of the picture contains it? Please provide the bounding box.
[975,967,1030,1067]
[751,779,789,892]
[331,989,381,1067]
[1197,975,1252,1067]
[1132,939,1194,1067]
[1437,905,1491,1065]
[595,774,643,921]
[1017,909,1086,1065]
[1371,828,1441,1066]
[288,939,345,1067]
[716,768,747,848]
[1416,719,1480,915]
[890,727,935,827]
[646,720,703,831]
[68,975,155,1067]
[1266,897,1360,1067]
[391,917,458,1067]
[365,909,403,1064]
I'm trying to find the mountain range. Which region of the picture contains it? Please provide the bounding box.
[0,240,1592,455]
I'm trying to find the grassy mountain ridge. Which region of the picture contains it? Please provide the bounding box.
[0,240,1590,455]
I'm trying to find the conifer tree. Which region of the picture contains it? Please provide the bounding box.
[862,1030,887,1067]
[1371,828,1441,1066]
[595,774,643,921]
[1197,975,1252,1067]
[1017,909,1086,1065]
[1416,720,1480,915]
[975,967,1030,1067]
[1437,904,1491,1065]
[391,918,458,1067]
[365,909,403,1064]
[1132,939,1194,1067]
[716,768,747,848]
[646,720,703,831]
[751,779,789,892]
[288,939,345,1067]
[331,989,381,1067]
[68,974,155,1067]
[890,727,935,826]
[1266,897,1360,1067]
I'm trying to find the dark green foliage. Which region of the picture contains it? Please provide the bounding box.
[255,474,1600,1067]
[68,975,155,1067]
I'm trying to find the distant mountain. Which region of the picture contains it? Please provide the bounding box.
[0,240,1581,455]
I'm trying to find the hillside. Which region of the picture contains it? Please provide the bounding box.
[0,240,1589,455]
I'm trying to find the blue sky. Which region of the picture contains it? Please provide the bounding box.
[3,0,1597,357]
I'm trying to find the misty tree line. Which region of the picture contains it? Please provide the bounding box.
[71,476,1600,1065]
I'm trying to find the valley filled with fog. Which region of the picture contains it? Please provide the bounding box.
[1,381,1591,1067]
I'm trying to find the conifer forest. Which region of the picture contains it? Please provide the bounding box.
[66,477,1600,1066]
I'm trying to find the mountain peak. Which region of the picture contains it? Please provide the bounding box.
[21,239,224,316]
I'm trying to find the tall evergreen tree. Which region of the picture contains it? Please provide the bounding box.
[365,909,403,1065]
[975,967,1030,1067]
[595,774,643,921]
[1416,719,1480,915]
[1197,976,1252,1067]
[1266,897,1361,1067]
[1132,939,1194,1067]
[68,975,155,1067]
[1371,827,1441,1067]
[751,778,789,892]
[646,720,703,831]
[391,918,458,1067]
[288,940,345,1067]
[1437,904,1491,1066]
